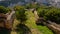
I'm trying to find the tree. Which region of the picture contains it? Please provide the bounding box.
[25,3,39,9]
[0,6,9,14]
[45,7,60,23]
[14,6,26,23]
[37,5,60,24]
[37,5,49,17]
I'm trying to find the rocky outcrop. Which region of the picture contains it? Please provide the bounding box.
[46,22,60,34]
[36,17,60,34]
[0,10,15,30]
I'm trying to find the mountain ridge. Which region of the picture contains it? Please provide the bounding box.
[0,0,60,8]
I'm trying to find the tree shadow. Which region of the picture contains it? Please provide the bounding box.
[16,24,31,34]
[0,27,11,34]
[36,18,46,26]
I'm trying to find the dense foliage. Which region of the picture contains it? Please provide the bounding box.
[0,6,9,14]
[25,3,39,9]
[14,6,26,23]
[37,6,60,24]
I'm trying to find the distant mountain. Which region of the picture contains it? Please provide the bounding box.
[0,0,60,8]
[45,0,60,7]
[0,0,34,7]
[36,0,60,7]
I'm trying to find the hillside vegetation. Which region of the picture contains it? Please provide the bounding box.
[0,3,60,34]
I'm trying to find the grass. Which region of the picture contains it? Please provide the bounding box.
[37,25,54,34]
[25,11,42,34]
[25,10,37,28]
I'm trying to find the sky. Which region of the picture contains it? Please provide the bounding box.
[0,0,11,1]
[0,0,4,1]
